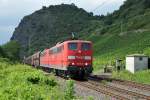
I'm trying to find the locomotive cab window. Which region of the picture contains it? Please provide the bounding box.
[68,43,77,50]
[81,43,91,50]
[57,46,62,53]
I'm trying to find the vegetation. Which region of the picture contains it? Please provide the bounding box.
[112,70,150,84]
[80,0,150,70]
[89,29,150,71]
[0,59,76,100]
[64,80,75,100]
[2,41,20,61]
[0,46,6,58]
[87,96,94,100]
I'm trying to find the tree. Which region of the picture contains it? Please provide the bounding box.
[2,41,20,61]
[143,0,150,9]
[0,46,6,57]
[104,14,113,25]
[71,3,75,6]
[42,6,47,10]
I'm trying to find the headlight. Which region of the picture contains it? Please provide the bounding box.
[72,62,75,65]
[84,56,91,60]
[68,56,75,60]
[85,62,88,66]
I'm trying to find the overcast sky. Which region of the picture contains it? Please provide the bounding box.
[0,0,126,45]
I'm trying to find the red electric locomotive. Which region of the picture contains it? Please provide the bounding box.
[25,40,93,78]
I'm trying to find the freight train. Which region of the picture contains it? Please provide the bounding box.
[24,40,93,78]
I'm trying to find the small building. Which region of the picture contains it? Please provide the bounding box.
[126,54,148,73]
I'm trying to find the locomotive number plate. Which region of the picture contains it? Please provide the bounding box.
[76,56,83,59]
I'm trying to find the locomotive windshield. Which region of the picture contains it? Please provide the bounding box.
[68,43,77,50]
[81,43,91,50]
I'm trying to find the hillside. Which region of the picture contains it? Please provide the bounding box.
[11,0,150,71]
[11,4,95,58]
[80,0,150,70]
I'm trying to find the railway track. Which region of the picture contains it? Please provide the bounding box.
[111,80,150,91]
[43,71,150,100]
[88,80,150,100]
[89,75,150,91]
[45,73,129,100]
[76,81,130,100]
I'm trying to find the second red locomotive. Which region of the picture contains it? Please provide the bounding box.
[24,40,93,78]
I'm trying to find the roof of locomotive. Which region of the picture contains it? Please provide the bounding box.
[49,40,92,50]
[64,40,92,43]
[58,40,91,46]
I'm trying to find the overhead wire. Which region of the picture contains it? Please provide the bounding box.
[72,0,108,19]
[68,0,109,35]
[92,0,108,13]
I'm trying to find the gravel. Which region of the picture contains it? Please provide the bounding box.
[55,77,115,100]
[74,82,112,100]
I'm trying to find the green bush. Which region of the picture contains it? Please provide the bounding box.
[45,78,57,86]
[0,60,64,100]
[64,80,75,100]
[0,46,6,58]
[87,96,94,100]
[2,41,20,61]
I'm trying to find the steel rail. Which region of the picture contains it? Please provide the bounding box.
[89,75,150,91]
[88,80,150,100]
[76,81,130,100]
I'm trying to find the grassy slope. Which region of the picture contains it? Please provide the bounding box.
[86,17,150,84]
[80,12,150,71]
[80,2,150,83]
[93,30,150,70]
[0,58,66,100]
[112,70,150,84]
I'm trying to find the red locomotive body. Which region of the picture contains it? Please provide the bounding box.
[25,40,93,78]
